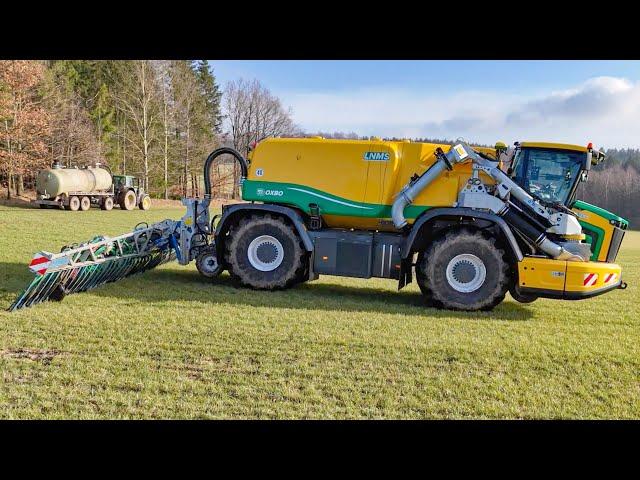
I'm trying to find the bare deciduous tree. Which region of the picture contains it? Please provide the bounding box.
[151,61,174,199]
[114,61,159,192]
[42,66,99,169]
[222,78,299,198]
[0,61,50,198]
[171,61,201,197]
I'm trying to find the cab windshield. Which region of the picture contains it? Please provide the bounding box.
[511,147,585,205]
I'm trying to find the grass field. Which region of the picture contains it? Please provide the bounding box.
[1,204,639,419]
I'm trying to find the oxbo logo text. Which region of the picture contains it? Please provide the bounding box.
[363,151,390,161]
[256,188,283,197]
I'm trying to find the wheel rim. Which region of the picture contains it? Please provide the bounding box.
[445,254,487,293]
[124,192,136,209]
[199,252,219,276]
[247,235,284,272]
[70,197,79,210]
[143,197,150,209]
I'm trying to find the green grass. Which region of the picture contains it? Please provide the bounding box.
[1,204,639,419]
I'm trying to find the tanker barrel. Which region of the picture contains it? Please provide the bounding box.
[36,166,113,199]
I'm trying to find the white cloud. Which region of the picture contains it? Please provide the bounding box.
[280,76,640,148]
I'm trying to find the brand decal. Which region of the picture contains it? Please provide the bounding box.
[363,151,390,161]
[255,168,264,177]
[256,188,283,197]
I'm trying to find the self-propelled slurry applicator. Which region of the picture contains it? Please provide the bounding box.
[10,138,628,312]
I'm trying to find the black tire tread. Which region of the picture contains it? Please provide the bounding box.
[416,228,510,311]
[224,213,307,290]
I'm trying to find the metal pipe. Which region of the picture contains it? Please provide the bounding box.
[391,156,450,228]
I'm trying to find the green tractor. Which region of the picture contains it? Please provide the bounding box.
[112,175,152,211]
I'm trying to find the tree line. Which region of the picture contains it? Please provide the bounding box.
[0,60,299,200]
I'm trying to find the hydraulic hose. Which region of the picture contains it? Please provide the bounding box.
[203,147,249,197]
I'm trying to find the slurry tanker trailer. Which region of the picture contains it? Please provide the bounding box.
[34,161,151,211]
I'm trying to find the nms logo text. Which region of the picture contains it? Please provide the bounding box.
[363,151,389,161]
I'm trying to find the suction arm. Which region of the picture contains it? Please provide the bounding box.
[391,145,469,229]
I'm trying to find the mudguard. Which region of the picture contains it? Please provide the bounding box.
[401,207,524,262]
[214,203,314,261]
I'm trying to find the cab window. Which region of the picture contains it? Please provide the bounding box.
[511,148,584,204]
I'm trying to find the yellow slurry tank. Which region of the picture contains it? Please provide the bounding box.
[36,165,113,198]
[244,138,496,231]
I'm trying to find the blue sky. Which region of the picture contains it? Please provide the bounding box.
[209,61,640,148]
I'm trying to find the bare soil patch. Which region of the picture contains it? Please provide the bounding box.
[1,348,63,365]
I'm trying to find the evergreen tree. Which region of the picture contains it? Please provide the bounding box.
[193,60,222,134]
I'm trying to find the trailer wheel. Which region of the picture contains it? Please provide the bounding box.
[101,197,114,211]
[139,194,151,210]
[225,214,306,290]
[120,190,136,210]
[68,196,80,211]
[416,229,510,311]
[80,196,91,211]
[196,249,223,278]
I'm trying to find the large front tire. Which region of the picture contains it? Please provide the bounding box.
[225,214,306,290]
[416,229,510,311]
[139,194,151,210]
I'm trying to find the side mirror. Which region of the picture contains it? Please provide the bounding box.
[585,150,592,171]
[580,171,589,182]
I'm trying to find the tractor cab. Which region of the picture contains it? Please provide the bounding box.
[112,175,138,191]
[112,175,150,211]
[509,142,605,206]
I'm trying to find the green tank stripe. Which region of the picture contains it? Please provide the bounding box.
[242,180,430,219]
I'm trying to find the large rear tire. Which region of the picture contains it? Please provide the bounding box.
[120,190,136,210]
[225,214,306,290]
[416,229,510,311]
